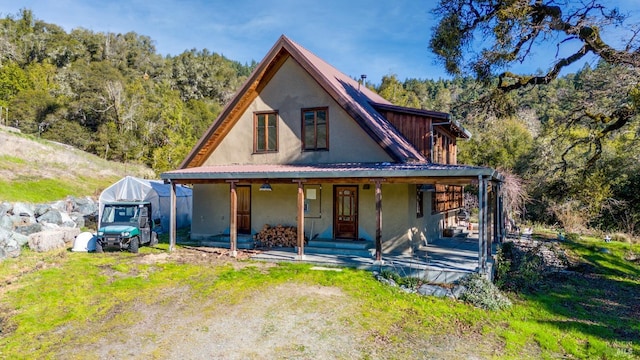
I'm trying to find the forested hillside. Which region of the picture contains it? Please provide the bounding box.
[0,9,254,173]
[2,9,639,235]
[376,65,640,235]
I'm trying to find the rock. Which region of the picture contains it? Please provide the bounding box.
[416,284,452,298]
[14,223,43,236]
[451,285,467,299]
[37,208,63,225]
[60,212,76,228]
[11,232,29,247]
[0,237,20,258]
[12,202,34,218]
[0,202,12,215]
[69,212,85,228]
[34,203,52,217]
[73,197,98,215]
[0,214,13,230]
[28,228,80,252]
[0,228,21,259]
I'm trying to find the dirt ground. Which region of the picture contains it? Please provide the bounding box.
[52,247,493,360]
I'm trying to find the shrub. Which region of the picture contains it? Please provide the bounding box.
[459,274,511,311]
[495,241,544,292]
[378,270,422,290]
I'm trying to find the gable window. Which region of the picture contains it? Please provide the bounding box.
[254,112,278,153]
[302,107,328,150]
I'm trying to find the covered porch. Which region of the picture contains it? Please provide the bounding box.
[161,162,504,279]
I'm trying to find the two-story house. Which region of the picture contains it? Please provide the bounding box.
[161,35,503,271]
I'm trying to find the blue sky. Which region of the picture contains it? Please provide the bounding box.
[2,1,639,84]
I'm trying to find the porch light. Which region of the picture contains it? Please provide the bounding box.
[259,182,273,192]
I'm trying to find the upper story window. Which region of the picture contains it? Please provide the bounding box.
[433,128,453,164]
[254,111,278,153]
[302,107,328,151]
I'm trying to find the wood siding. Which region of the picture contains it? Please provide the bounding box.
[379,110,457,164]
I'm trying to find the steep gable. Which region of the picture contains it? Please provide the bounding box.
[179,35,425,169]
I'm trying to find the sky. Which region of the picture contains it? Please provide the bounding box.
[2,0,639,85]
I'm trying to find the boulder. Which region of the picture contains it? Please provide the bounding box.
[14,223,43,236]
[34,203,52,217]
[12,202,35,218]
[0,237,20,258]
[0,214,13,230]
[418,284,452,298]
[37,208,63,225]
[0,228,21,260]
[0,202,12,215]
[69,212,85,228]
[11,232,29,247]
[28,228,80,252]
[73,197,98,216]
[60,212,76,228]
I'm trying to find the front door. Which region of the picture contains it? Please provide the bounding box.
[237,186,251,234]
[334,185,358,239]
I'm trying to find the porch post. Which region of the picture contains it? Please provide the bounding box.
[373,179,383,263]
[228,180,238,257]
[169,180,177,252]
[477,175,485,274]
[295,180,305,260]
[498,182,505,243]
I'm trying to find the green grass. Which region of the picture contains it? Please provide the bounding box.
[0,234,638,359]
[0,176,119,202]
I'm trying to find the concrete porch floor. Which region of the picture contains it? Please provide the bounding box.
[250,231,495,284]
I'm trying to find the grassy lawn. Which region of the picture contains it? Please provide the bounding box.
[0,235,638,359]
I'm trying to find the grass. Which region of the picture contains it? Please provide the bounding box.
[0,177,121,203]
[0,235,638,358]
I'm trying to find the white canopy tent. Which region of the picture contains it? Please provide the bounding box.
[98,176,192,233]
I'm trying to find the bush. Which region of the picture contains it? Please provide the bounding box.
[459,274,511,311]
[495,242,544,292]
[378,270,423,290]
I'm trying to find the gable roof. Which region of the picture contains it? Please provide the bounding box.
[179,35,427,169]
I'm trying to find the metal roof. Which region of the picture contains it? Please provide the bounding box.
[161,162,501,182]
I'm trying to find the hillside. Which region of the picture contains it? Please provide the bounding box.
[0,126,154,202]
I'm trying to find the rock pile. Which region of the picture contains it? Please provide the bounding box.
[0,196,98,261]
[508,238,573,272]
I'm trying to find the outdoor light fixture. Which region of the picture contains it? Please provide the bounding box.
[259,182,272,192]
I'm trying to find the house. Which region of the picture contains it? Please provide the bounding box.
[161,35,504,274]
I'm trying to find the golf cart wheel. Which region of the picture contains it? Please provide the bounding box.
[129,236,139,253]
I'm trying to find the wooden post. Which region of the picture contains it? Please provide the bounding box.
[169,181,177,252]
[373,179,383,263]
[228,180,238,257]
[477,175,485,274]
[295,180,305,260]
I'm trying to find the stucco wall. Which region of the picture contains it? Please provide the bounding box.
[203,57,392,166]
[192,182,446,256]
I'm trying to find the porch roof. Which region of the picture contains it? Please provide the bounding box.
[161,162,502,184]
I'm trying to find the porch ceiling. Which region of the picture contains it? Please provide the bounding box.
[161,162,501,185]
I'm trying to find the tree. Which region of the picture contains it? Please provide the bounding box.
[429,0,640,167]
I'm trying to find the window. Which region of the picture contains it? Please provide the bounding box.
[416,187,424,218]
[302,107,328,150]
[254,112,278,153]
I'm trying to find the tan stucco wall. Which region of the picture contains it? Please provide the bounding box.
[203,57,393,166]
[192,182,446,256]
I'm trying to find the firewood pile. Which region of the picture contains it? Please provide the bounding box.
[254,224,306,248]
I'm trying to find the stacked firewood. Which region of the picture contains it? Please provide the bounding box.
[254,224,305,248]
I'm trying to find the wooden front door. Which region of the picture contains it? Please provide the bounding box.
[237,186,251,234]
[334,185,358,239]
